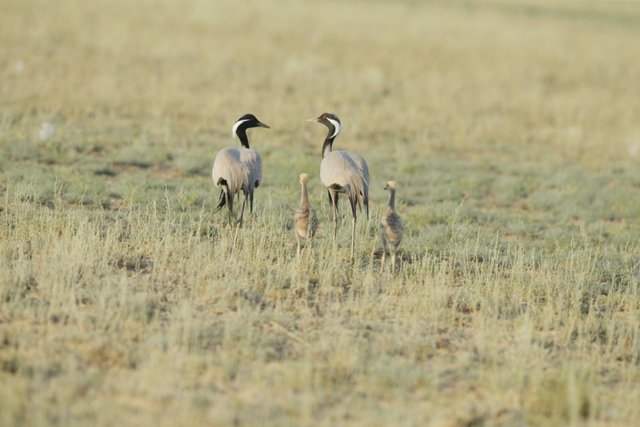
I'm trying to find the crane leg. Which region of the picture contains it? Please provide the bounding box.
[331,192,338,241]
[350,216,356,263]
[392,246,397,271]
[237,193,247,229]
[349,198,358,263]
[296,233,301,259]
[225,190,232,227]
[381,239,387,270]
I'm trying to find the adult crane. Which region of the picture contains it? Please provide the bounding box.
[307,112,369,261]
[212,113,269,227]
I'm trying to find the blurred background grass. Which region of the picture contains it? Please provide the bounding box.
[1,0,640,426]
[3,0,640,217]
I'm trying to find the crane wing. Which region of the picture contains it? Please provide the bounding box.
[321,151,369,215]
[239,148,262,190]
[212,148,247,196]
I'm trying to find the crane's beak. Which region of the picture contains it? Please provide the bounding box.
[306,118,319,122]
[258,122,270,129]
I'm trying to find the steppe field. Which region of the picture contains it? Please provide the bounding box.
[1,0,640,426]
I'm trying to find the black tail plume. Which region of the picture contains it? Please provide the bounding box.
[214,190,226,213]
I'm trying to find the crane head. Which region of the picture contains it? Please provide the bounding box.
[232,114,270,139]
[384,181,397,191]
[306,112,341,139]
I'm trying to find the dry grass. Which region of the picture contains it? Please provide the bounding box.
[1,0,640,426]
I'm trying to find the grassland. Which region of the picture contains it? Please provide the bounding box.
[1,0,640,425]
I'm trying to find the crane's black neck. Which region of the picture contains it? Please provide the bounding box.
[322,135,335,159]
[236,129,250,149]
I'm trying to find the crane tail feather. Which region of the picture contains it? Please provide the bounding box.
[213,190,226,213]
[350,196,358,218]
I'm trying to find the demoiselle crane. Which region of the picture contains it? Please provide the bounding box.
[306,113,369,261]
[212,113,269,228]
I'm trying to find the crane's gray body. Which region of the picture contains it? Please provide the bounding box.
[321,150,369,214]
[212,147,262,212]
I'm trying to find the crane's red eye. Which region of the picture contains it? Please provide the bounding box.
[322,115,327,119]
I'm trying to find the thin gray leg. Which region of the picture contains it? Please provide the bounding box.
[331,192,338,241]
[350,216,356,263]
[392,246,397,271]
[237,193,247,228]
[381,238,387,270]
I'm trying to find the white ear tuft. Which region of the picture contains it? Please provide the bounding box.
[232,119,250,139]
[327,117,341,139]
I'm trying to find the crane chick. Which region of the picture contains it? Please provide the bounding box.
[293,173,318,258]
[212,113,269,228]
[380,181,403,271]
[306,113,369,262]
